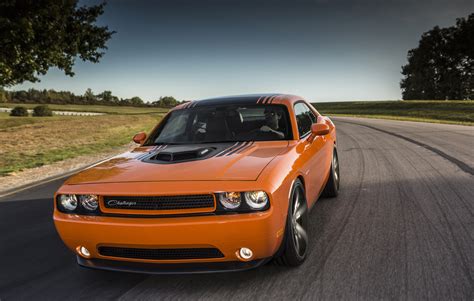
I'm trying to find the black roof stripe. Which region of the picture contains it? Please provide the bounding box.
[184,94,285,108]
[268,95,277,104]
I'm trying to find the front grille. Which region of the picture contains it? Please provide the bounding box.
[103,194,215,211]
[98,246,225,260]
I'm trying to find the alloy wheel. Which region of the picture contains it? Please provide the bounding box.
[291,187,308,258]
[333,151,340,190]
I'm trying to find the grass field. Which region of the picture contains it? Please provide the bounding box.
[312,100,474,125]
[0,103,169,115]
[0,112,164,176]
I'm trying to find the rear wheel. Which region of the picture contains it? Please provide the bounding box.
[275,179,309,266]
[322,148,340,198]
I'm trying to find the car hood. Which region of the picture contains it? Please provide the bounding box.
[65,141,290,184]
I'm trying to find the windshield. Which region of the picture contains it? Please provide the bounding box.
[148,104,292,145]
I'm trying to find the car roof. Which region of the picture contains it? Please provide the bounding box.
[173,94,304,110]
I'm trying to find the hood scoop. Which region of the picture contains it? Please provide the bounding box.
[144,146,217,164]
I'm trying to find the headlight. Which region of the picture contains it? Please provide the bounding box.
[244,191,268,209]
[59,194,78,211]
[79,194,99,211]
[219,192,241,209]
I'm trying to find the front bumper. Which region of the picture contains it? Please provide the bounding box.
[54,207,284,272]
[77,256,270,274]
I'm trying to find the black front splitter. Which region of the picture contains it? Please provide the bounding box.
[77,256,270,275]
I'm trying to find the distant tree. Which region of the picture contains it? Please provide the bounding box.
[129,96,144,106]
[32,105,53,117]
[10,106,28,117]
[401,13,473,100]
[6,87,163,107]
[152,96,180,108]
[0,87,7,103]
[84,88,97,103]
[0,0,114,87]
[97,90,114,103]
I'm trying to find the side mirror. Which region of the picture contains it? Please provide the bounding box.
[311,123,330,136]
[133,132,147,144]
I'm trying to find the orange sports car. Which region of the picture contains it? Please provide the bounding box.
[53,94,340,274]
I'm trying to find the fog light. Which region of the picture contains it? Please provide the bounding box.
[77,246,91,258]
[239,247,253,260]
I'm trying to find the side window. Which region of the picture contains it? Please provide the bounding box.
[294,102,316,138]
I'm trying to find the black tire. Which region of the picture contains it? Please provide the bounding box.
[322,148,340,198]
[275,179,309,266]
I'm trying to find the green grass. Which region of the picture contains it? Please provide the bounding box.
[1,103,169,114]
[312,100,474,125]
[0,112,164,176]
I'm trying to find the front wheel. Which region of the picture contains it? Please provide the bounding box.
[322,148,340,198]
[275,179,309,266]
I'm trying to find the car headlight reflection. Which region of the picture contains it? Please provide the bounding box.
[59,194,78,211]
[244,191,269,209]
[218,191,269,212]
[79,194,99,211]
[57,194,100,213]
[219,192,242,209]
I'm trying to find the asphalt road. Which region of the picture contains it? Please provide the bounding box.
[1,117,473,300]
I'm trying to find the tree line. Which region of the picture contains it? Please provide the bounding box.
[0,87,182,108]
[401,13,473,100]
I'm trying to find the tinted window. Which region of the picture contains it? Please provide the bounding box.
[148,104,292,144]
[294,102,316,137]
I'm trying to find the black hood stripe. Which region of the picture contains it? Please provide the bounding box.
[135,153,149,160]
[225,141,252,156]
[215,142,242,157]
[235,141,255,154]
[135,144,168,160]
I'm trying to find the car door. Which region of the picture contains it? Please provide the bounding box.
[294,102,328,206]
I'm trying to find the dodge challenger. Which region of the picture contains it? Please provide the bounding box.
[53,94,340,274]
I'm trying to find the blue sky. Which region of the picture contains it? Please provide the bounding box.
[13,0,473,102]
